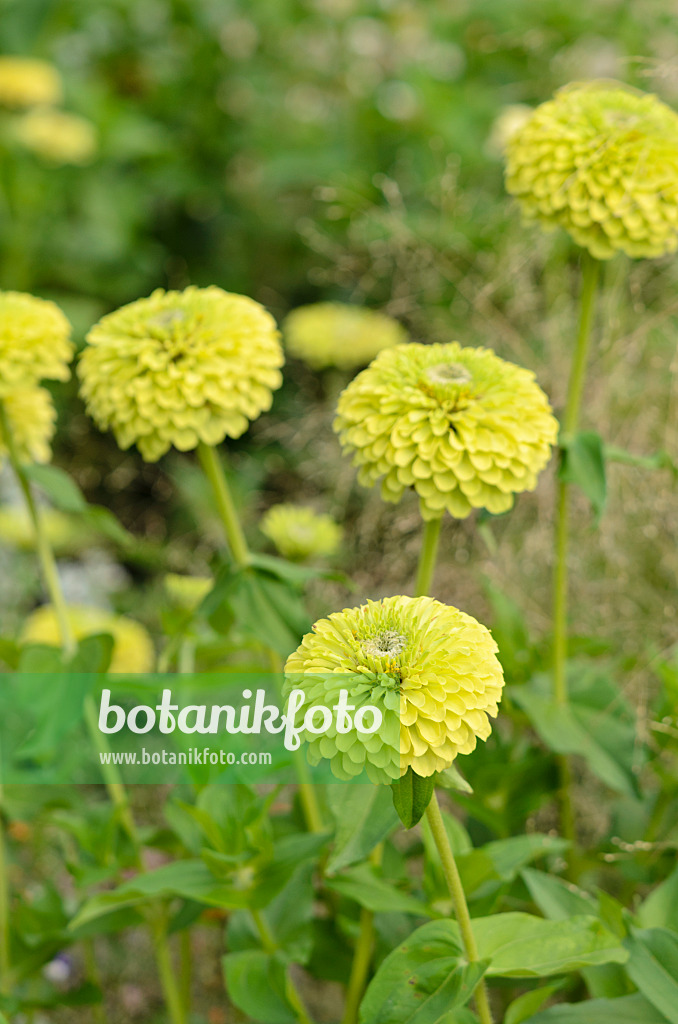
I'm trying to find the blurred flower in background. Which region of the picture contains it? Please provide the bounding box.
[0,386,56,465]
[485,103,532,158]
[505,81,678,259]
[0,291,73,396]
[0,56,62,108]
[0,507,82,555]
[14,108,97,166]
[260,503,342,561]
[22,604,155,673]
[283,302,407,371]
[164,572,213,611]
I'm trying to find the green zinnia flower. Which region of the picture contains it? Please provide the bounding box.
[78,286,284,462]
[334,342,557,521]
[283,302,407,371]
[260,504,342,562]
[505,81,678,260]
[284,595,504,782]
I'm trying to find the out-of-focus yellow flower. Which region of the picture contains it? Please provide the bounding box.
[0,57,62,108]
[0,291,73,397]
[22,605,155,673]
[506,81,678,260]
[335,342,557,521]
[0,507,87,555]
[486,104,532,157]
[78,286,284,462]
[164,573,213,611]
[14,109,97,166]
[284,595,504,781]
[283,302,407,371]
[260,504,342,561]
[0,386,56,465]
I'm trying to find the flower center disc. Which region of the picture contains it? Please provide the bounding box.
[362,630,407,657]
[425,362,472,386]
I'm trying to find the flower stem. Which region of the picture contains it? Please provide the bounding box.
[251,909,314,1024]
[414,517,442,597]
[0,786,10,996]
[425,792,493,1024]
[552,253,600,855]
[0,403,185,1024]
[341,845,381,1024]
[197,442,250,567]
[197,442,324,834]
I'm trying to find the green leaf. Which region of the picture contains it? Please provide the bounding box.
[522,869,596,921]
[504,982,565,1024]
[391,767,435,829]
[638,866,678,931]
[604,444,678,479]
[223,950,298,1024]
[24,464,132,547]
[625,928,678,1024]
[325,864,433,917]
[525,993,669,1023]
[511,688,637,796]
[359,920,487,1024]
[438,764,473,795]
[326,785,399,874]
[559,430,607,518]
[470,913,628,978]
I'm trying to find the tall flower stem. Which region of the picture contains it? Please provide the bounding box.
[552,253,600,852]
[197,442,323,834]
[0,404,185,1024]
[414,517,442,597]
[251,909,314,1024]
[341,845,381,1024]
[425,793,493,1024]
[0,784,9,996]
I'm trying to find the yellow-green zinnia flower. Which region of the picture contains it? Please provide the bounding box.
[22,605,155,674]
[260,504,342,561]
[78,286,284,462]
[15,109,97,166]
[505,81,678,260]
[334,342,558,521]
[164,573,213,612]
[284,595,504,781]
[0,386,56,465]
[0,291,73,397]
[0,507,88,555]
[283,302,407,371]
[0,57,62,108]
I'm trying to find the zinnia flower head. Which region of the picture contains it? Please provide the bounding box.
[15,109,97,166]
[334,342,557,521]
[0,57,62,108]
[284,595,504,782]
[486,104,533,158]
[283,302,407,371]
[0,386,56,465]
[505,81,678,260]
[0,507,86,555]
[22,605,155,674]
[78,286,284,462]
[260,504,342,561]
[164,573,213,612]
[0,291,73,397]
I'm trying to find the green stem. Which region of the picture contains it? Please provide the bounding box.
[0,404,185,1024]
[0,402,76,656]
[197,442,249,567]
[179,929,192,1017]
[425,793,493,1024]
[0,786,9,996]
[341,846,381,1024]
[552,254,600,857]
[83,938,108,1024]
[414,517,442,597]
[198,442,324,833]
[251,909,314,1024]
